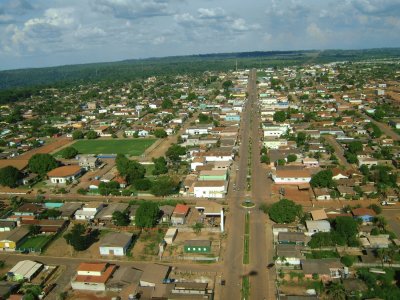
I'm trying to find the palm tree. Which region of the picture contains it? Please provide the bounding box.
[326,281,346,300]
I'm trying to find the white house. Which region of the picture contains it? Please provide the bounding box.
[47,165,82,185]
[99,232,132,256]
[138,129,149,137]
[302,158,319,168]
[272,169,311,184]
[74,203,104,220]
[358,157,378,168]
[193,180,227,198]
[186,125,211,135]
[276,244,302,266]
[305,220,331,236]
[203,151,233,162]
[263,139,288,149]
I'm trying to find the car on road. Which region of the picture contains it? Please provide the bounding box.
[381,201,396,206]
[220,279,226,286]
[267,263,275,269]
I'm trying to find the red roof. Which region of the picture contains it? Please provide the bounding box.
[75,264,116,284]
[77,262,107,272]
[351,208,376,217]
[173,204,190,215]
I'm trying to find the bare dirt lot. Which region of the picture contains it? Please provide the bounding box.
[272,184,312,203]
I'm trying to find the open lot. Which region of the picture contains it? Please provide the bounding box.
[62,139,157,156]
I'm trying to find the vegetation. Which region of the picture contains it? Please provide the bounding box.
[28,153,58,176]
[71,139,156,156]
[135,202,160,228]
[60,146,78,159]
[268,199,302,223]
[112,210,130,226]
[64,223,98,251]
[0,166,21,188]
[310,169,334,188]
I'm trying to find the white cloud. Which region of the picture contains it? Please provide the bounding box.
[306,23,325,41]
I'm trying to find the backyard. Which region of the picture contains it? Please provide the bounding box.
[53,139,156,157]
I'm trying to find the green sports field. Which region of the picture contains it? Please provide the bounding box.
[69,139,157,156]
[19,235,53,252]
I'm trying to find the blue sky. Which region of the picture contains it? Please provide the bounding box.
[0,0,399,70]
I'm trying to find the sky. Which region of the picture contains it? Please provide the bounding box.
[0,0,399,70]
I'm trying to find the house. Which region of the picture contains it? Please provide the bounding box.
[74,203,104,220]
[367,235,391,248]
[358,157,378,168]
[106,266,142,292]
[310,209,328,221]
[171,204,190,226]
[59,202,82,220]
[301,259,343,282]
[159,205,175,223]
[71,262,117,291]
[305,220,331,235]
[138,129,149,137]
[186,125,212,135]
[278,232,309,246]
[195,200,225,232]
[167,282,212,299]
[20,219,68,233]
[139,264,170,287]
[272,169,311,184]
[7,260,44,282]
[302,158,319,168]
[198,170,227,181]
[331,168,349,180]
[352,208,376,223]
[95,203,129,223]
[313,188,331,200]
[0,226,29,251]
[337,185,356,197]
[192,180,227,198]
[184,240,211,253]
[0,221,16,232]
[78,155,100,170]
[47,165,82,184]
[99,232,132,256]
[12,203,44,219]
[276,244,302,265]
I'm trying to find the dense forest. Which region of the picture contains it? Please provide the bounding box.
[0,48,400,104]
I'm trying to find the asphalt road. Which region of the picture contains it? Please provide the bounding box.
[323,135,354,170]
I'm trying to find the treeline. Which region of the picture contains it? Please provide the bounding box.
[1,48,400,99]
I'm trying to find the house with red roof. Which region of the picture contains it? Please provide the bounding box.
[71,262,116,291]
[171,204,190,225]
[351,208,376,223]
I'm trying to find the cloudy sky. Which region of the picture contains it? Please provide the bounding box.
[0,0,399,70]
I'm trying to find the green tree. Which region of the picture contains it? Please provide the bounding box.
[192,222,203,235]
[115,155,145,184]
[166,144,186,163]
[287,154,297,163]
[112,211,130,226]
[135,202,160,228]
[310,169,333,188]
[198,113,212,124]
[268,199,302,223]
[133,178,152,191]
[347,140,363,154]
[325,281,346,300]
[64,223,97,251]
[0,166,21,188]
[273,111,287,122]
[222,80,233,90]
[341,255,355,267]
[152,157,168,175]
[153,129,167,138]
[86,130,98,139]
[72,130,84,140]
[28,224,41,236]
[150,176,177,196]
[260,154,270,164]
[61,146,78,159]
[335,216,358,244]
[368,204,382,215]
[161,98,173,109]
[28,153,58,176]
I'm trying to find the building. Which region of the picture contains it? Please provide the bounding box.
[193,180,227,198]
[139,264,170,287]
[305,220,331,235]
[47,165,82,184]
[78,155,100,170]
[12,203,44,219]
[0,221,16,232]
[7,260,44,282]
[99,232,132,256]
[195,200,225,232]
[95,203,129,222]
[313,188,331,200]
[272,169,311,184]
[184,240,211,253]
[74,203,104,220]
[278,232,309,246]
[276,244,302,265]
[351,208,376,223]
[71,262,116,291]
[171,204,190,226]
[301,259,343,282]
[198,170,228,181]
[0,226,29,251]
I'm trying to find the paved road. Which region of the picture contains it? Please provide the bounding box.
[248,69,275,300]
[221,75,252,299]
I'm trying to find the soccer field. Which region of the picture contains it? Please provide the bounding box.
[19,235,53,251]
[70,139,157,156]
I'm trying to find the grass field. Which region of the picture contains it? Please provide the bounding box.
[19,235,53,251]
[63,139,157,156]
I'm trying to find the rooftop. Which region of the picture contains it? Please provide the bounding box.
[47,165,81,177]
